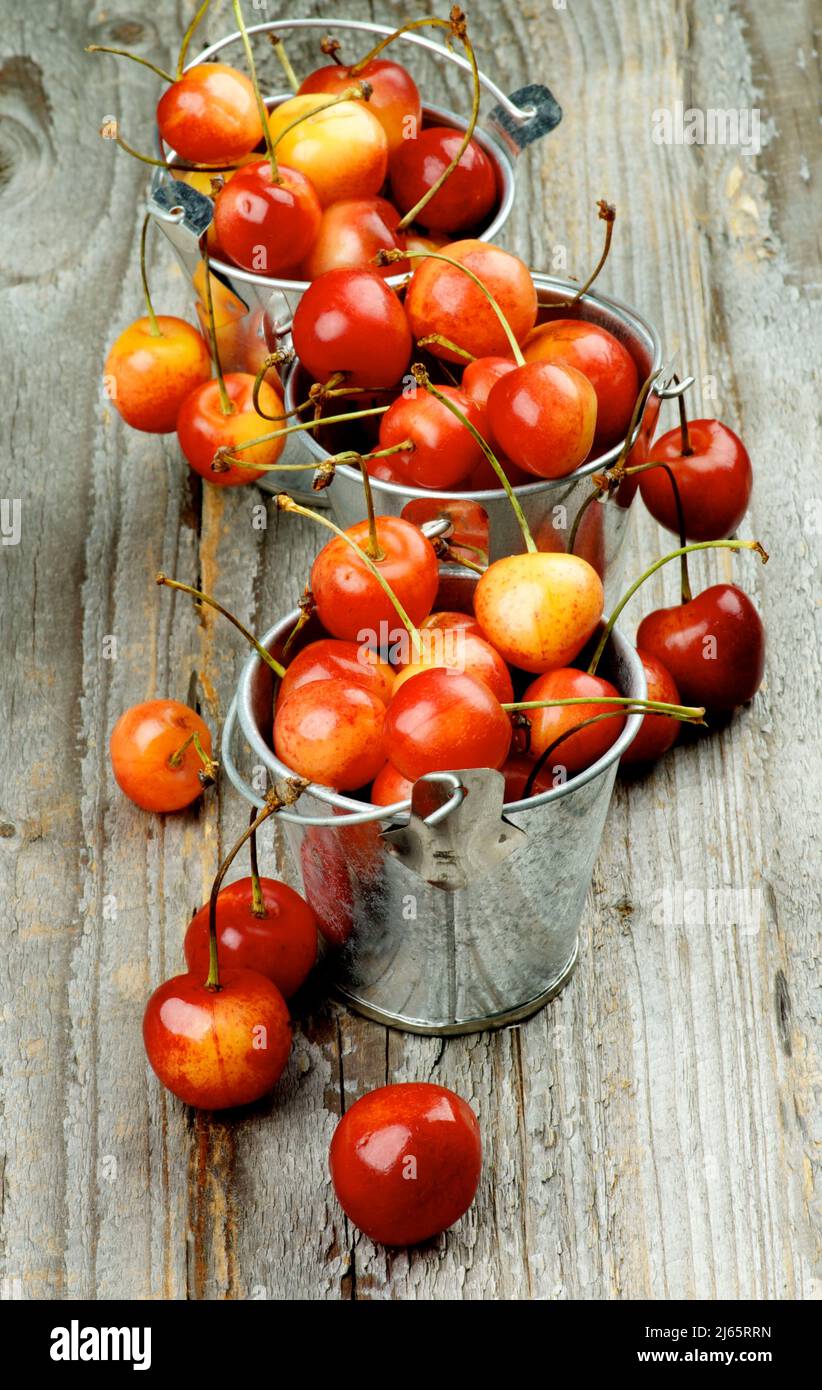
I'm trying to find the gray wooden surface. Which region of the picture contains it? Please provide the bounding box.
[1,0,819,1301]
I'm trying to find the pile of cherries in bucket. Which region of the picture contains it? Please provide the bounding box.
[101,4,768,1250]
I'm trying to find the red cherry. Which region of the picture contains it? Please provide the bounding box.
[474,553,604,674]
[402,498,489,561]
[276,638,394,708]
[177,373,285,485]
[461,354,516,409]
[157,64,263,165]
[370,761,414,806]
[420,610,484,639]
[329,1082,482,1246]
[378,385,484,488]
[105,316,211,434]
[389,127,496,233]
[110,699,213,812]
[310,517,439,642]
[383,668,512,780]
[143,968,291,1110]
[274,677,386,790]
[620,649,681,764]
[299,58,421,155]
[404,240,537,364]
[521,668,624,775]
[639,420,753,540]
[300,197,408,280]
[292,268,412,388]
[213,161,322,276]
[183,877,318,999]
[486,361,597,479]
[393,629,514,704]
[300,826,354,946]
[523,319,639,451]
[501,752,554,801]
[636,583,765,710]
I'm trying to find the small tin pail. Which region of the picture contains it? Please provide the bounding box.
[221,572,646,1035]
[284,273,670,604]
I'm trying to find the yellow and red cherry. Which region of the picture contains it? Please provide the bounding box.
[392,629,514,704]
[370,761,414,806]
[486,361,598,479]
[110,699,214,813]
[620,649,682,764]
[157,63,263,165]
[299,57,421,155]
[274,677,387,790]
[639,419,753,540]
[311,516,439,641]
[474,552,605,674]
[522,668,625,775]
[390,127,497,233]
[300,197,408,280]
[105,316,211,434]
[523,319,639,451]
[404,240,537,364]
[292,268,412,388]
[383,667,512,781]
[265,94,388,205]
[143,967,291,1110]
[213,161,322,276]
[276,638,394,708]
[184,877,318,999]
[378,385,484,488]
[177,372,285,485]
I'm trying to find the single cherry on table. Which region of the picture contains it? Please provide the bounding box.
[110,699,215,812]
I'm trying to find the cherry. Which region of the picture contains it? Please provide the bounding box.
[265,93,388,205]
[637,584,765,710]
[110,699,215,812]
[213,161,322,276]
[292,268,412,389]
[403,241,537,364]
[404,229,449,256]
[474,553,605,674]
[461,354,516,409]
[276,638,394,708]
[620,649,682,764]
[300,825,354,945]
[300,197,409,281]
[143,967,291,1109]
[639,419,753,540]
[501,752,553,801]
[184,877,317,999]
[274,677,387,790]
[378,385,484,488]
[156,63,263,165]
[309,516,439,643]
[521,669,625,775]
[329,1082,482,1246]
[421,610,484,639]
[393,629,514,704]
[299,57,421,155]
[383,668,512,781]
[390,127,496,233]
[402,498,489,563]
[370,761,414,806]
[523,319,639,451]
[486,361,598,479]
[177,372,285,485]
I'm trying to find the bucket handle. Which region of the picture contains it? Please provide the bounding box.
[221,697,465,828]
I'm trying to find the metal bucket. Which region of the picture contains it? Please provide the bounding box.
[221,572,646,1035]
[283,273,670,602]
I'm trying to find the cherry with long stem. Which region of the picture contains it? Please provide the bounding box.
[156,573,286,678]
[168,728,219,786]
[86,44,175,83]
[98,120,245,173]
[139,215,161,340]
[248,805,267,917]
[212,402,391,470]
[587,538,769,676]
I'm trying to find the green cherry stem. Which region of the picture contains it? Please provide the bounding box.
[177,0,212,78]
[200,238,234,416]
[206,799,276,990]
[587,538,769,676]
[416,333,475,362]
[503,695,705,719]
[622,458,692,601]
[275,495,424,661]
[378,246,526,366]
[139,215,161,339]
[269,33,300,94]
[232,0,279,182]
[557,200,616,308]
[156,573,287,678]
[86,44,176,84]
[412,365,537,553]
[521,704,700,798]
[212,403,391,468]
[248,805,267,917]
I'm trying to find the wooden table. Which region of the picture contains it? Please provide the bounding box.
[2,0,819,1301]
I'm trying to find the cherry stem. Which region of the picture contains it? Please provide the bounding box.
[624,458,692,602]
[177,0,211,78]
[674,374,694,455]
[521,706,700,799]
[252,352,292,421]
[85,44,176,84]
[587,538,769,676]
[380,247,526,366]
[567,366,663,551]
[156,573,286,678]
[101,123,241,173]
[416,333,475,362]
[139,215,161,338]
[168,730,220,788]
[268,33,300,93]
[558,201,617,308]
[206,798,276,990]
[200,238,234,416]
[232,0,280,183]
[504,695,705,719]
[275,496,424,661]
[212,404,390,468]
[248,805,267,917]
[413,366,537,553]
[566,490,599,555]
[321,36,344,65]
[280,587,315,664]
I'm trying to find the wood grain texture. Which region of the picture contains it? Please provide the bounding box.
[0,0,819,1301]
